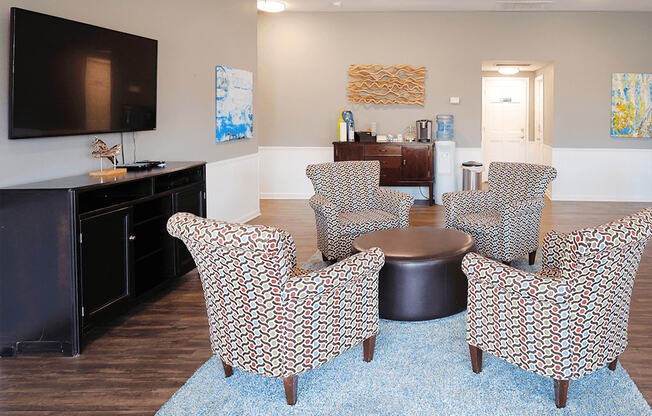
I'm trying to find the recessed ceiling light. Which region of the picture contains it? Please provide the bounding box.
[257,0,286,13]
[332,1,343,6]
[498,67,520,75]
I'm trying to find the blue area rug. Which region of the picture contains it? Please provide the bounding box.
[157,252,652,415]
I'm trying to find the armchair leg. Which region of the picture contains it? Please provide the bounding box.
[363,335,376,362]
[283,375,298,405]
[529,250,537,265]
[608,356,618,371]
[469,344,482,373]
[221,360,233,378]
[554,379,569,409]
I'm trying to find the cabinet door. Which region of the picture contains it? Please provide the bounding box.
[79,207,133,328]
[334,143,364,161]
[401,145,433,181]
[173,185,206,275]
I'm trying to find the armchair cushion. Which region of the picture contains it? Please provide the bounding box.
[339,210,399,233]
[374,187,414,223]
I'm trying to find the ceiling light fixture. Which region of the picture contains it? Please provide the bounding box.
[498,67,520,75]
[257,0,286,13]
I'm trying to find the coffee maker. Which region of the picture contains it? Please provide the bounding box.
[416,120,432,142]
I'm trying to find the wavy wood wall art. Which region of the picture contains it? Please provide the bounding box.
[348,64,426,105]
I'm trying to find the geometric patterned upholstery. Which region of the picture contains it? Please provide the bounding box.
[464,207,652,382]
[443,162,557,263]
[166,212,385,380]
[307,160,414,261]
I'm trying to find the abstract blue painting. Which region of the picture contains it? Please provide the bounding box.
[215,66,253,142]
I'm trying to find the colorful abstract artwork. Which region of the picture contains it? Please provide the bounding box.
[215,66,253,142]
[611,73,652,138]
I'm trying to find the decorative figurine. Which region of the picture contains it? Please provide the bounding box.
[89,137,127,177]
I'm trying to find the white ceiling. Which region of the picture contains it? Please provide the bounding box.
[283,0,652,12]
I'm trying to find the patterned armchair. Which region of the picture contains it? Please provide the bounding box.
[167,212,385,405]
[463,208,652,408]
[443,162,557,264]
[306,160,414,261]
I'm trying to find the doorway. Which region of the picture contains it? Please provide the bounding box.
[482,76,529,170]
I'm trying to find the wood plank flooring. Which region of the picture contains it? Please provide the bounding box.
[1,199,650,414]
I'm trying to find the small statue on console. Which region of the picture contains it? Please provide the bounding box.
[89,137,126,177]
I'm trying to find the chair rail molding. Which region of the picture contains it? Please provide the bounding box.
[206,152,260,223]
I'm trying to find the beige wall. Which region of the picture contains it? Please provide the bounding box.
[0,0,257,187]
[257,11,652,149]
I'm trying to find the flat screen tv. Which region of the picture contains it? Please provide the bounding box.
[9,8,158,139]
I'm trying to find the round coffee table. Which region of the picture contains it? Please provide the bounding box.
[353,227,474,321]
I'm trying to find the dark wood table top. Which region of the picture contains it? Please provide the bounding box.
[1,161,206,191]
[353,226,474,261]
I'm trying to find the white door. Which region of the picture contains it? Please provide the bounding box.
[533,74,544,164]
[482,77,529,177]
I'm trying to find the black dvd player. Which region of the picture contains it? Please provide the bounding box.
[117,161,166,171]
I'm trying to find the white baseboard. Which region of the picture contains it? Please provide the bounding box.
[550,147,652,202]
[206,152,261,223]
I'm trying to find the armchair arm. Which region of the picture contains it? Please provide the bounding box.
[541,230,569,273]
[309,194,339,218]
[278,229,297,269]
[374,188,414,224]
[442,190,492,227]
[284,247,385,301]
[504,197,545,217]
[462,252,571,304]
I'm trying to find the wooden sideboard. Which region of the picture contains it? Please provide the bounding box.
[333,142,434,205]
[0,162,206,356]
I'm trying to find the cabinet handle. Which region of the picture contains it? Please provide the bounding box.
[128,235,136,241]
[403,159,406,166]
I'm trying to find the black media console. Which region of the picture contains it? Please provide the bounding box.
[0,162,206,357]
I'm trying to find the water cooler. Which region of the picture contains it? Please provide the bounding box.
[434,141,456,204]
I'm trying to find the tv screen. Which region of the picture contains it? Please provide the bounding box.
[9,8,158,139]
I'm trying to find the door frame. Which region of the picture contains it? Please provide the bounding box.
[481,76,530,176]
[533,73,544,164]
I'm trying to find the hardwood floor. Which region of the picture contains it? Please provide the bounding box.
[1,199,650,414]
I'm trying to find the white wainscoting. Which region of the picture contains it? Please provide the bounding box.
[206,152,260,223]
[543,143,553,199]
[259,146,483,201]
[259,146,333,199]
[550,147,652,202]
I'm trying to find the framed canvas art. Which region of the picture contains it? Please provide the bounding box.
[215,66,253,142]
[611,73,652,138]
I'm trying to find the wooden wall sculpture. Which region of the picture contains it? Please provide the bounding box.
[348,64,426,106]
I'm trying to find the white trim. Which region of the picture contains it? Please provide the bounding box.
[549,147,652,202]
[205,152,261,223]
[543,143,553,199]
